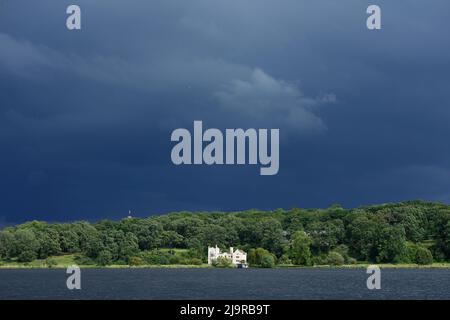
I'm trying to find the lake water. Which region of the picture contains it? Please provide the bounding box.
[0,268,449,300]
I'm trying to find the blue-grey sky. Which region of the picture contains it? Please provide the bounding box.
[1,0,449,224]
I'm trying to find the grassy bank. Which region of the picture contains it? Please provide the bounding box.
[2,254,450,269]
[277,263,450,269]
[0,254,211,269]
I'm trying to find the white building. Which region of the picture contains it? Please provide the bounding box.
[208,245,247,266]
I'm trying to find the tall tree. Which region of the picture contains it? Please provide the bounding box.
[289,231,312,266]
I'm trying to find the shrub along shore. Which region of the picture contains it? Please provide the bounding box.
[2,200,450,268]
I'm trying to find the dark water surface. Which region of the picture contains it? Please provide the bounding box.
[0,268,449,300]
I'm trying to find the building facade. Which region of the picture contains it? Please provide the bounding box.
[208,246,247,266]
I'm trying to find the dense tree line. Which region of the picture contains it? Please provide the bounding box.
[1,200,450,266]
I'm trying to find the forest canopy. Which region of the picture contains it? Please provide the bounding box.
[1,200,449,267]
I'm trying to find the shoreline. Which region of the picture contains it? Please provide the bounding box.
[2,263,450,270]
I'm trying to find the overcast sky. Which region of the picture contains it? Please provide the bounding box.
[1,0,449,224]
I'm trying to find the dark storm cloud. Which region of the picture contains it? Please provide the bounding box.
[0,0,450,223]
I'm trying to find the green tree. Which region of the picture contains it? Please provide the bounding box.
[83,231,104,259]
[289,231,312,266]
[133,220,164,250]
[307,220,345,254]
[97,250,113,266]
[129,256,144,266]
[415,246,433,265]
[277,254,292,265]
[434,212,450,259]
[348,216,378,261]
[248,248,275,266]
[118,232,139,262]
[59,228,80,253]
[327,251,345,266]
[13,229,40,262]
[258,219,286,256]
[18,250,37,263]
[376,225,407,263]
[160,231,184,248]
[0,230,14,259]
[333,244,350,262]
[212,256,233,268]
[260,255,275,268]
[36,228,61,259]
